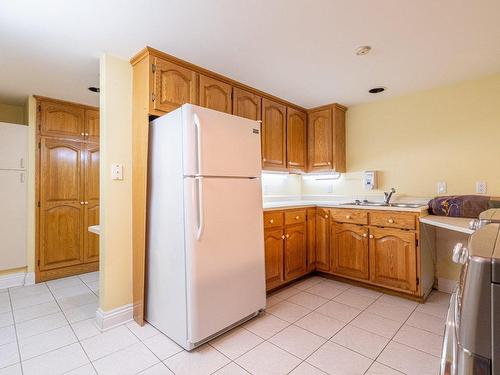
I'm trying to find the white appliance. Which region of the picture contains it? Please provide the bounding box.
[0,122,27,271]
[145,104,266,350]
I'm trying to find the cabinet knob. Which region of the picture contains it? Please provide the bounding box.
[263,158,267,162]
[346,215,351,219]
[327,162,331,165]
[281,235,285,239]
[388,219,394,224]
[269,219,274,224]
[80,201,84,205]
[85,201,89,205]
[285,234,290,238]
[85,133,89,136]
[363,233,368,238]
[324,215,329,219]
[295,216,299,220]
[369,234,374,239]
[80,132,85,136]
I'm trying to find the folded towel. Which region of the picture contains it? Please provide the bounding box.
[428,195,491,218]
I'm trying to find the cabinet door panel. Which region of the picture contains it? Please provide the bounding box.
[154,58,198,112]
[40,203,84,270]
[315,208,330,272]
[233,87,261,120]
[84,203,99,263]
[369,227,417,293]
[286,108,307,171]
[85,144,100,202]
[40,101,85,138]
[84,109,99,142]
[265,228,284,290]
[306,208,316,271]
[331,223,369,280]
[262,99,286,170]
[308,109,332,171]
[284,223,307,280]
[199,75,232,114]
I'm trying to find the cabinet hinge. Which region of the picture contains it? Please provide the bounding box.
[38,104,41,112]
[37,259,40,266]
[37,201,40,207]
[151,93,156,102]
[152,64,156,73]
[415,239,418,247]
[416,277,420,286]
[38,142,41,149]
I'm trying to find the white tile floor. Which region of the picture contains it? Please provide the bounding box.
[0,273,449,375]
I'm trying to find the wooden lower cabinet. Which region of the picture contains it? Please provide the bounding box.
[369,227,417,293]
[264,228,285,290]
[315,208,330,272]
[284,223,307,280]
[330,223,369,280]
[306,208,316,271]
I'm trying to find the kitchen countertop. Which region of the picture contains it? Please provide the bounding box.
[263,200,428,213]
[419,215,474,234]
[88,225,100,235]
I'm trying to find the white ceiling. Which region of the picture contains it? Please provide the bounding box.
[1,0,500,108]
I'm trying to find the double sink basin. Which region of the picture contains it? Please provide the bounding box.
[340,201,423,208]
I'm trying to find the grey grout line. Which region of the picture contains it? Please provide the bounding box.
[7,288,24,375]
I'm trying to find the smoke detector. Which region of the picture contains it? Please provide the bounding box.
[356,46,372,56]
[369,87,386,94]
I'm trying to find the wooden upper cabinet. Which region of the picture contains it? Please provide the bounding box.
[199,75,232,114]
[315,208,330,272]
[369,227,417,293]
[232,87,261,121]
[84,109,99,142]
[264,228,285,290]
[39,101,85,138]
[261,99,287,170]
[286,108,307,171]
[307,105,346,172]
[308,108,332,171]
[284,223,307,280]
[331,223,369,280]
[153,57,198,113]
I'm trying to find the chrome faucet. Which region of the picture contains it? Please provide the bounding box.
[383,188,396,204]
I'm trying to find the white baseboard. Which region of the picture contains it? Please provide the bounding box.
[438,277,458,293]
[0,271,36,290]
[95,304,133,331]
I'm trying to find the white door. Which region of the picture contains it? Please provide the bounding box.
[181,104,261,178]
[183,176,266,344]
[0,123,27,170]
[0,170,27,270]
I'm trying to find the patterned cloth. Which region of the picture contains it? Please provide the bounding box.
[427,195,491,218]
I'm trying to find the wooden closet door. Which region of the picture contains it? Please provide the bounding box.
[286,108,307,171]
[84,143,100,263]
[153,57,198,113]
[84,109,100,142]
[232,87,261,120]
[39,101,85,138]
[39,138,84,270]
[199,75,232,113]
[261,99,287,170]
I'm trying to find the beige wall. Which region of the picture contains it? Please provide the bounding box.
[99,54,133,311]
[262,173,301,198]
[303,73,500,198]
[0,102,26,125]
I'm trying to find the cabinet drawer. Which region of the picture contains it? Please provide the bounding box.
[330,209,368,224]
[264,211,284,228]
[284,209,306,226]
[369,211,416,230]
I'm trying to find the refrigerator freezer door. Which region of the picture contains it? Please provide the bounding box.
[182,104,261,178]
[0,170,27,270]
[0,122,27,170]
[183,176,266,344]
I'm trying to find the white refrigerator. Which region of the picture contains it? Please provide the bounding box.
[146,104,266,350]
[0,122,27,271]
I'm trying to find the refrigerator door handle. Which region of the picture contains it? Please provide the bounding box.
[195,176,204,241]
[194,113,202,175]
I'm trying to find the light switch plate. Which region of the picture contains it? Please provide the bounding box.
[476,181,487,194]
[437,182,447,194]
[111,163,123,180]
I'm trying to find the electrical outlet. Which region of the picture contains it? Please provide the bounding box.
[111,163,123,180]
[476,181,487,194]
[437,182,447,194]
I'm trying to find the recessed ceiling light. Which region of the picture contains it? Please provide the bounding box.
[356,46,372,56]
[369,87,386,94]
[88,87,100,93]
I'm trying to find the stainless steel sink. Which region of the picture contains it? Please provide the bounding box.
[389,203,423,208]
[339,201,422,208]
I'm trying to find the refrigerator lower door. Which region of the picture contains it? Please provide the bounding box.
[0,169,27,270]
[181,104,262,178]
[184,176,265,346]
